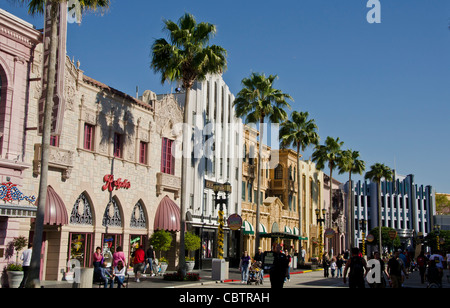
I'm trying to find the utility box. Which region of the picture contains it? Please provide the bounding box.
[212,259,229,281]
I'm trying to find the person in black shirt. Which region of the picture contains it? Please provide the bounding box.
[269,244,289,289]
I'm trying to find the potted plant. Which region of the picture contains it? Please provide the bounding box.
[184,232,200,272]
[159,257,169,275]
[149,230,172,275]
[7,236,27,288]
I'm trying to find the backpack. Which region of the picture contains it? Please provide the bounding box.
[349,256,364,279]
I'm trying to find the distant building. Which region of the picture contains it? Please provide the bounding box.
[346,173,435,251]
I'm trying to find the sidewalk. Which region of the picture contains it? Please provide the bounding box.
[40,266,322,288]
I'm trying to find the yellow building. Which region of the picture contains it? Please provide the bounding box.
[240,125,324,262]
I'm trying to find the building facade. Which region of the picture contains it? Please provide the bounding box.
[0,35,186,284]
[347,173,435,252]
[0,9,41,280]
[240,125,324,262]
[171,74,243,268]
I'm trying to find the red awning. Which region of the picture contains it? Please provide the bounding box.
[36,186,68,226]
[154,195,180,232]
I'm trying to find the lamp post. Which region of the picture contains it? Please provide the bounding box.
[315,209,326,260]
[359,219,366,256]
[434,225,441,251]
[213,182,231,259]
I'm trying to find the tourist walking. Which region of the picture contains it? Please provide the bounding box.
[144,245,156,276]
[132,246,145,282]
[269,244,289,289]
[254,247,265,283]
[322,252,330,278]
[416,251,428,284]
[387,250,408,288]
[330,257,337,278]
[19,243,32,288]
[239,251,251,284]
[369,251,388,288]
[343,247,369,288]
[336,255,344,278]
[285,250,292,282]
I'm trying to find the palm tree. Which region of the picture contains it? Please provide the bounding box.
[233,73,292,254]
[17,0,110,288]
[151,13,227,276]
[365,163,393,255]
[312,137,344,229]
[279,111,319,249]
[338,149,365,249]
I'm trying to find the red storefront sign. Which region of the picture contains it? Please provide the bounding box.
[102,175,131,192]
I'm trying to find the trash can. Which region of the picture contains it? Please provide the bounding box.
[212,259,229,281]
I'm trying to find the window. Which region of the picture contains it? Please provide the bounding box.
[50,135,59,147]
[84,124,94,151]
[139,141,148,164]
[275,164,283,179]
[161,138,175,175]
[113,133,122,158]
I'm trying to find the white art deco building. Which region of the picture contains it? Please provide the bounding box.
[346,172,435,251]
[170,74,243,267]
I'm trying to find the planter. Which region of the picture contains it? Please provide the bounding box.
[7,271,24,288]
[160,262,168,275]
[185,261,195,272]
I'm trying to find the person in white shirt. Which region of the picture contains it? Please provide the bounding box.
[446,252,450,270]
[19,243,32,288]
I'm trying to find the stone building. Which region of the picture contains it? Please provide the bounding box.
[240,125,324,262]
[0,9,41,281]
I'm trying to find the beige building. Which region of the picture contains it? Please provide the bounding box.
[240,125,324,262]
[17,44,185,281]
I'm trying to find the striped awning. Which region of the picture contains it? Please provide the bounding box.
[259,223,267,234]
[285,226,293,234]
[242,220,254,235]
[293,227,299,236]
[35,186,68,226]
[154,195,181,232]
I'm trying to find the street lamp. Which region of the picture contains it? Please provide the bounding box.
[213,182,231,259]
[315,209,326,260]
[434,225,441,251]
[359,219,367,256]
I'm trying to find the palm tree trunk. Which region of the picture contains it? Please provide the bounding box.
[378,181,382,255]
[178,86,191,277]
[348,173,353,249]
[328,166,333,253]
[26,2,58,288]
[297,144,302,251]
[254,117,264,255]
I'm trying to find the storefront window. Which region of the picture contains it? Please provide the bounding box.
[69,233,93,268]
[201,229,216,259]
[129,235,146,266]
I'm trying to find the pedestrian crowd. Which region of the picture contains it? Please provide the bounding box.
[92,244,158,288]
[321,247,450,288]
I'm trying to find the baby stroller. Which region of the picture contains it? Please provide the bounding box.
[247,261,263,285]
[153,258,162,276]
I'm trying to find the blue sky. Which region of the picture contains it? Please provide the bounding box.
[2,0,450,193]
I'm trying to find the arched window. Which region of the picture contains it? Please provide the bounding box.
[70,192,93,226]
[102,197,122,227]
[130,200,146,229]
[275,164,283,179]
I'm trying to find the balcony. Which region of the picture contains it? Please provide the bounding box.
[156,172,181,200]
[33,144,74,181]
